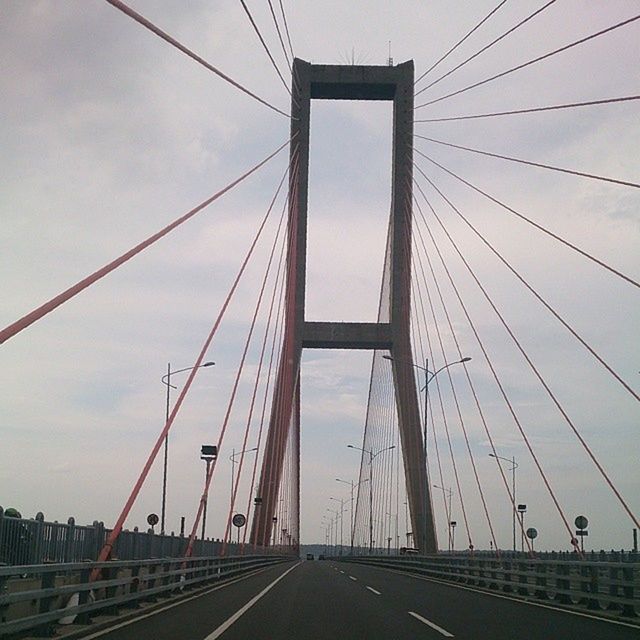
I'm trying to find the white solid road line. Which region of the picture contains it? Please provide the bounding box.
[204,562,300,640]
[366,586,381,595]
[349,576,357,581]
[408,611,454,637]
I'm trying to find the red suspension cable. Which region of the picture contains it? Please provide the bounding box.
[183,166,292,559]
[417,153,640,290]
[416,136,640,189]
[416,167,640,532]
[221,201,288,553]
[416,14,640,109]
[0,140,291,345]
[92,153,291,573]
[104,0,289,118]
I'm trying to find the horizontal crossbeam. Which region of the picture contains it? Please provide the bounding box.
[302,322,392,349]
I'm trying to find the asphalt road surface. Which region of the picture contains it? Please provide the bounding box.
[79,559,640,639]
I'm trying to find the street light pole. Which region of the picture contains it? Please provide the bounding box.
[161,363,172,536]
[348,444,395,555]
[433,484,453,552]
[329,497,345,555]
[336,477,368,555]
[202,457,212,541]
[230,447,258,513]
[383,354,470,553]
[160,360,215,535]
[327,508,340,555]
[489,453,519,552]
[200,444,218,542]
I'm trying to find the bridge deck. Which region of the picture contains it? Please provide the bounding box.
[64,560,638,640]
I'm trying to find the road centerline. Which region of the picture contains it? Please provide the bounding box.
[349,576,357,581]
[408,611,454,637]
[366,586,381,595]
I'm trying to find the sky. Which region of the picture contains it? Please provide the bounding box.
[1,1,639,553]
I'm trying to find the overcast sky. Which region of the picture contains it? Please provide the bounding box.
[1,1,638,552]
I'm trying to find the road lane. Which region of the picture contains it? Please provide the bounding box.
[82,561,297,640]
[335,560,639,640]
[74,558,639,639]
[213,559,447,639]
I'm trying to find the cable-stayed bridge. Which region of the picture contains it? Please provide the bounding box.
[1,1,639,638]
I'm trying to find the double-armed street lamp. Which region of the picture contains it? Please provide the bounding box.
[382,354,471,458]
[382,354,470,552]
[336,477,369,555]
[347,444,396,554]
[489,453,519,552]
[160,361,215,535]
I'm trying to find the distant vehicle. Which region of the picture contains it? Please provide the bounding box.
[306,553,314,560]
[318,554,325,560]
[399,547,419,555]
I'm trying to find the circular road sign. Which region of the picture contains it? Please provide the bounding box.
[526,527,538,540]
[575,515,588,530]
[147,513,159,527]
[232,513,247,528]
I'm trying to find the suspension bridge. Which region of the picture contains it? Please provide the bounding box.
[1,1,639,638]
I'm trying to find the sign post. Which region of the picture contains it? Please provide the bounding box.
[526,527,538,552]
[147,513,159,533]
[575,515,588,553]
[232,513,247,547]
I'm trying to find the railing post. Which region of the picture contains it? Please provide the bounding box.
[517,560,529,596]
[621,564,636,617]
[488,557,499,591]
[534,561,548,599]
[64,517,75,563]
[125,563,141,609]
[0,543,9,630]
[502,559,513,593]
[608,561,620,611]
[32,512,45,564]
[146,562,158,601]
[587,563,600,610]
[75,566,92,625]
[103,565,120,615]
[132,527,139,560]
[33,570,56,637]
[555,562,572,604]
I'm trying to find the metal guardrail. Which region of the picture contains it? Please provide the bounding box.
[0,510,246,565]
[339,555,640,620]
[0,554,290,637]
